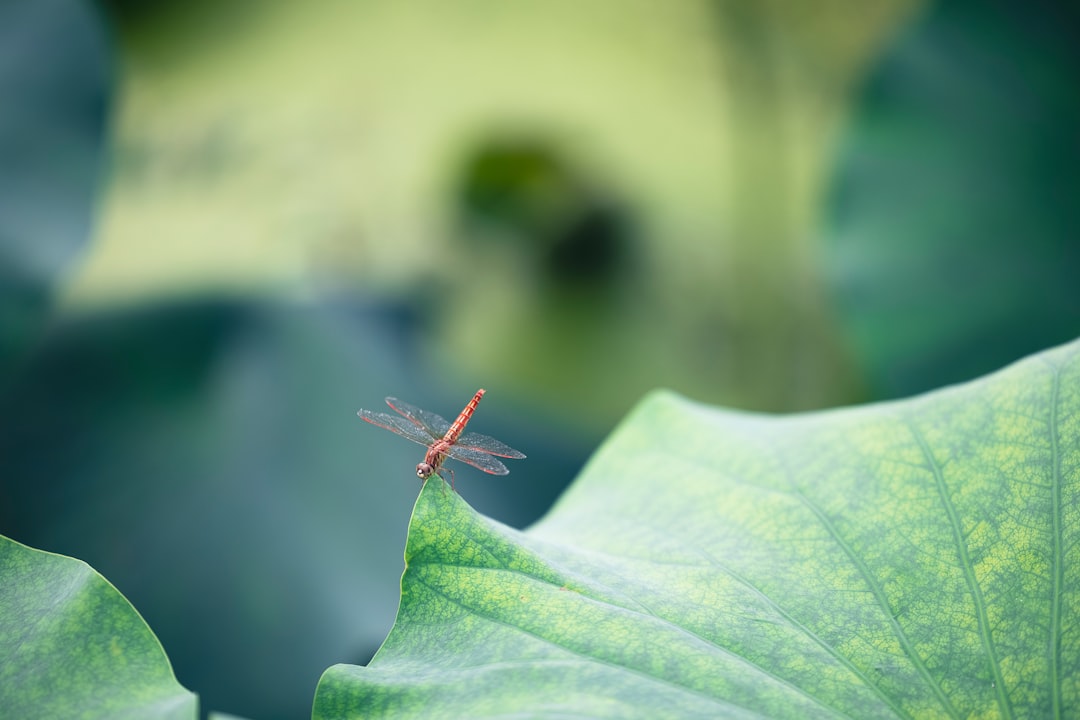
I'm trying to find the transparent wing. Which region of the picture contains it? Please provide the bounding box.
[385,397,451,437]
[444,445,512,475]
[453,430,526,459]
[357,407,439,447]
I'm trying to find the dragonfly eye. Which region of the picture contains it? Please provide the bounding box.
[416,462,434,479]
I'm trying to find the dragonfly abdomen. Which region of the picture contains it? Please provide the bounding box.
[445,388,485,443]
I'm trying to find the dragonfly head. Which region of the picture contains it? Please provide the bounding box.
[416,462,435,479]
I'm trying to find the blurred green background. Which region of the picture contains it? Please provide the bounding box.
[1,0,1077,718]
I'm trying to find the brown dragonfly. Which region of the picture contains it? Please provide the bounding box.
[357,389,525,488]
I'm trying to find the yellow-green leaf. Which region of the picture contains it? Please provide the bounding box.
[316,339,1080,718]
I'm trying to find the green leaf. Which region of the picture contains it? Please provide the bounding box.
[0,536,197,720]
[315,339,1080,718]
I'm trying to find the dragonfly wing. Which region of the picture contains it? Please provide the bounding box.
[357,408,438,447]
[454,430,526,459]
[445,445,512,475]
[385,397,452,437]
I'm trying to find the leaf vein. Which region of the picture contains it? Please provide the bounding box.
[909,421,1012,718]
[411,569,777,718]
[789,478,960,718]
[690,545,913,720]
[413,561,851,719]
[1048,361,1064,719]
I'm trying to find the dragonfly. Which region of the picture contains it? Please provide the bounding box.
[357,388,525,489]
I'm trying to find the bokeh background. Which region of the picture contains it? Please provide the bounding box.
[1,0,1077,718]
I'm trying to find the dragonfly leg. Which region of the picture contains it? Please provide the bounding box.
[430,468,455,494]
[437,467,456,493]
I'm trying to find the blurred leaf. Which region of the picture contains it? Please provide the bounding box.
[0,297,588,720]
[824,1,1080,398]
[80,0,908,422]
[0,0,111,380]
[316,338,1079,718]
[0,535,197,720]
